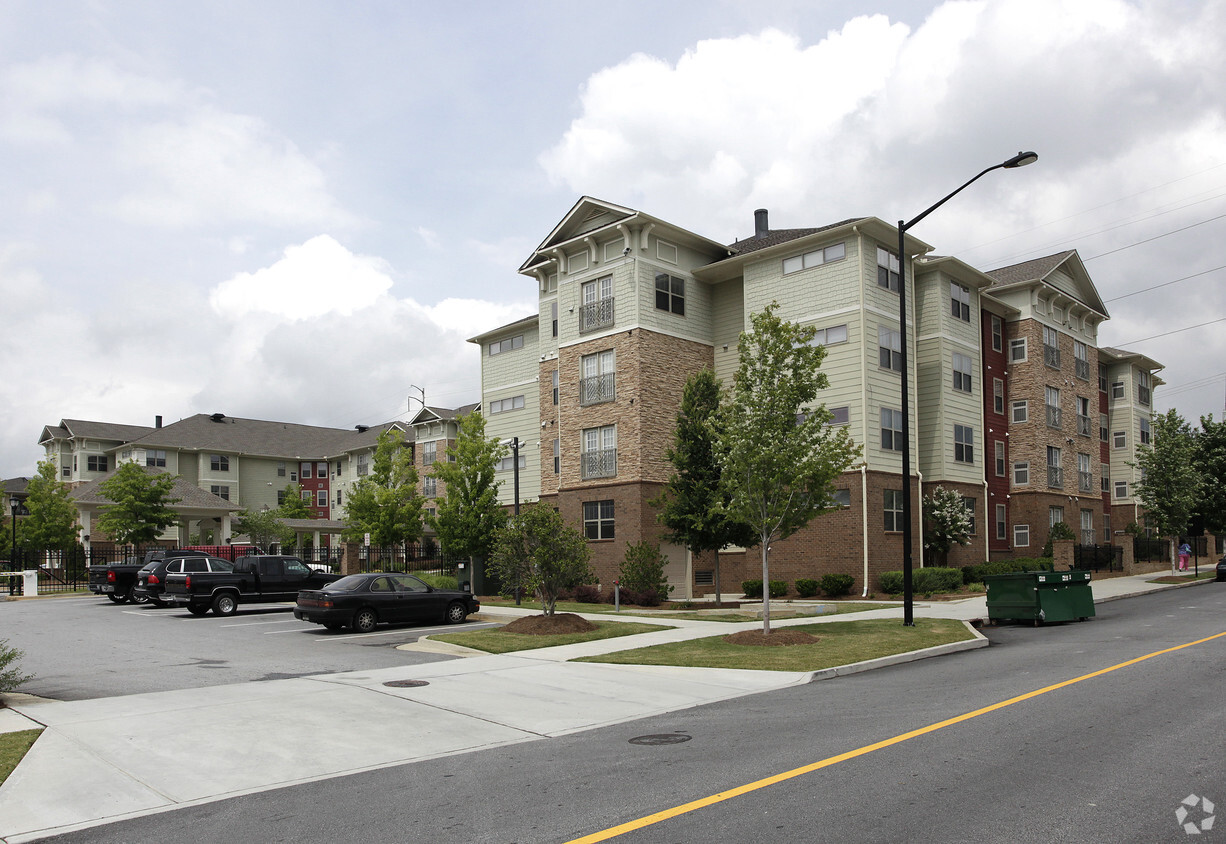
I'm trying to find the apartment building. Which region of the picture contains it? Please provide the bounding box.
[479,197,1162,597]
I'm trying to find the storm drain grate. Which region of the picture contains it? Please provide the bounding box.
[383,679,430,688]
[628,733,691,746]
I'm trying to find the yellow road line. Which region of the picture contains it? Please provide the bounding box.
[567,630,1226,843]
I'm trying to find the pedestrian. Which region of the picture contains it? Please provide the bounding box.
[1178,539,1191,572]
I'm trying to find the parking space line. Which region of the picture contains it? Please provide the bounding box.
[220,619,302,628]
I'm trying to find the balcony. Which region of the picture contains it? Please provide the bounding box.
[579,373,616,406]
[1077,415,1092,437]
[581,447,618,480]
[1044,344,1061,369]
[1046,405,1062,428]
[1075,359,1090,380]
[579,297,615,334]
[1048,465,1064,488]
[1078,471,1093,493]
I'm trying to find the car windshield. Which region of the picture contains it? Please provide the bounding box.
[325,575,367,592]
[139,561,159,573]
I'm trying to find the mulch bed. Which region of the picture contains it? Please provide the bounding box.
[502,613,598,635]
[722,630,819,647]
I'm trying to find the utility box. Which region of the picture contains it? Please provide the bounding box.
[984,569,1095,624]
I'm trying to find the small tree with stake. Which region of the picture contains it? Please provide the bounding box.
[488,504,594,616]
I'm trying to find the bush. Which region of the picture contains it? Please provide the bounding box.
[819,573,855,597]
[769,580,788,598]
[878,567,962,595]
[961,558,1055,584]
[879,571,904,594]
[411,572,459,590]
[0,638,34,694]
[572,584,602,603]
[742,579,763,598]
[795,578,819,598]
[606,586,662,607]
[619,541,671,597]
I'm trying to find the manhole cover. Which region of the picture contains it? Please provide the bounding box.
[628,734,691,746]
[383,679,430,688]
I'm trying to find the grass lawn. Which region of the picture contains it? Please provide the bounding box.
[0,729,41,786]
[431,620,669,654]
[635,602,890,622]
[1148,571,1218,583]
[574,618,976,671]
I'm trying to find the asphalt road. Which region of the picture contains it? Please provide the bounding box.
[35,583,1226,844]
[0,594,493,700]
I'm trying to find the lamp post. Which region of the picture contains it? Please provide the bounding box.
[898,150,1038,626]
[503,436,522,604]
[9,498,17,568]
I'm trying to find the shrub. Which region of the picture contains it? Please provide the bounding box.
[572,584,602,603]
[606,586,661,607]
[619,541,671,597]
[879,571,904,594]
[1041,521,1076,557]
[795,578,819,598]
[0,639,33,694]
[411,572,459,590]
[769,580,788,598]
[962,558,1055,584]
[878,567,962,595]
[742,579,763,598]
[819,573,855,597]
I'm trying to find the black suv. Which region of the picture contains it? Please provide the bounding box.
[133,554,236,606]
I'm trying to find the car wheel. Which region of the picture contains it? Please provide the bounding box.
[445,601,468,624]
[187,604,211,617]
[127,585,150,605]
[106,593,127,604]
[212,593,239,616]
[352,608,378,633]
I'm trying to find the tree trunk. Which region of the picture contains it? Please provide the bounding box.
[713,548,722,609]
[761,542,771,635]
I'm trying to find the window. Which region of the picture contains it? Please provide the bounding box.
[87,455,107,472]
[962,497,977,534]
[1140,418,1151,445]
[317,489,327,507]
[1014,524,1030,547]
[317,462,328,478]
[336,489,343,506]
[830,488,852,508]
[335,461,341,477]
[954,425,974,463]
[1113,431,1126,449]
[423,476,437,498]
[580,350,616,406]
[583,500,615,540]
[1100,413,1109,443]
[1103,514,1112,543]
[1099,363,1108,392]
[993,379,1005,415]
[995,441,1006,477]
[809,324,849,347]
[877,248,900,292]
[489,395,525,414]
[996,504,1007,541]
[356,454,369,476]
[277,461,286,477]
[1102,462,1110,494]
[553,438,560,474]
[210,485,230,500]
[655,273,685,315]
[783,241,846,274]
[551,301,558,338]
[1115,480,1128,499]
[496,454,527,472]
[1111,381,1125,400]
[1078,453,1093,492]
[827,406,850,426]
[301,490,311,502]
[950,282,970,321]
[1014,461,1030,485]
[62,464,70,478]
[210,454,229,472]
[952,352,973,393]
[1009,338,1028,362]
[1012,400,1029,423]
[580,276,614,334]
[1074,341,1090,380]
[1080,509,1095,545]
[488,334,524,355]
[1047,446,1063,488]
[552,370,559,405]
[1046,386,1061,428]
[1138,371,1151,406]
[884,490,904,531]
[695,570,715,586]
[581,425,617,480]
[422,441,437,465]
[991,315,1003,352]
[146,450,167,468]
[881,408,904,451]
[878,325,902,371]
[1049,505,1064,527]
[1043,326,1061,368]
[1077,396,1092,437]
[301,463,312,479]
[277,490,285,506]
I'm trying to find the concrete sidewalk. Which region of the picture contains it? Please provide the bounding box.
[0,571,1209,843]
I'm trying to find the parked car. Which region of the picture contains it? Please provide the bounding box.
[1216,555,1226,582]
[294,573,479,633]
[163,555,341,616]
[134,555,235,606]
[88,549,169,604]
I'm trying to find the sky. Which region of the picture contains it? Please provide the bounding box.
[2,0,1225,479]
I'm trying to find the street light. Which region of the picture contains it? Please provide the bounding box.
[898,150,1038,626]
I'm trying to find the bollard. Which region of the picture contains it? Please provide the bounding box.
[614,580,620,613]
[22,570,39,597]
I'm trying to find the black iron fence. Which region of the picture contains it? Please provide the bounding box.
[1133,537,1170,564]
[6,547,92,596]
[1074,544,1123,572]
[347,543,459,577]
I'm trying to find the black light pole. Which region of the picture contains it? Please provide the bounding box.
[899,150,1038,626]
[506,436,522,605]
[9,498,17,568]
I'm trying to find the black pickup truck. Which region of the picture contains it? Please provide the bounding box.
[88,550,168,604]
[163,555,341,616]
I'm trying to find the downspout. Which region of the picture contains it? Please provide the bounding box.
[983,478,990,562]
[860,463,870,596]
[916,470,924,569]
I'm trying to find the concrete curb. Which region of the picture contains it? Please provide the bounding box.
[399,637,488,657]
[806,620,989,682]
[1093,575,1218,604]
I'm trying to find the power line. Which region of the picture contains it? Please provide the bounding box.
[1103,264,1226,302]
[1114,316,1226,346]
[1083,211,1226,261]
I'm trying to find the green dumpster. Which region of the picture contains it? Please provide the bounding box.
[984,569,1095,624]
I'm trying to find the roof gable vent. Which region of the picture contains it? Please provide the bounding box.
[210,413,226,423]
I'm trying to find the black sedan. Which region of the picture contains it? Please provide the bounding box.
[1217,555,1226,582]
[294,572,479,633]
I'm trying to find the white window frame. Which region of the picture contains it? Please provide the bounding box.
[1014,524,1030,547]
[950,281,970,322]
[1009,338,1027,362]
[1012,400,1029,424]
[952,352,973,393]
[784,241,846,274]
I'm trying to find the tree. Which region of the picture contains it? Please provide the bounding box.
[653,368,756,607]
[1192,414,1226,534]
[1133,408,1203,572]
[277,484,314,520]
[715,303,861,633]
[427,411,508,561]
[341,429,425,547]
[234,508,294,552]
[922,486,973,565]
[488,504,594,616]
[95,462,181,545]
[20,461,80,550]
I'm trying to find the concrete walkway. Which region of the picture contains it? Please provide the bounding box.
[0,571,1210,843]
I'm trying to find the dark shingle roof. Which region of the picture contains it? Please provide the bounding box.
[41,419,156,445]
[722,218,866,259]
[69,467,240,511]
[120,414,409,459]
[985,251,1076,287]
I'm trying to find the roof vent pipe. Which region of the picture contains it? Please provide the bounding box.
[210,413,226,423]
[155,416,162,429]
[754,209,769,239]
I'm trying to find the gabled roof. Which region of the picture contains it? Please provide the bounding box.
[3,477,30,496]
[468,313,539,344]
[723,218,864,257]
[985,250,1109,319]
[40,419,155,446]
[115,414,411,459]
[1099,346,1164,374]
[409,404,480,426]
[68,467,240,512]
